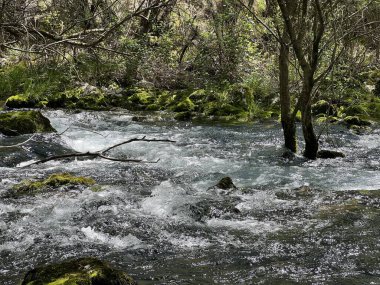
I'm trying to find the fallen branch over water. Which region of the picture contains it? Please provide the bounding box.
[21,136,175,167]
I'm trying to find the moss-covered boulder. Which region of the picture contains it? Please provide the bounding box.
[5,94,37,108]
[127,88,155,109]
[343,116,371,127]
[312,100,336,116]
[21,257,137,285]
[0,110,56,136]
[10,173,96,197]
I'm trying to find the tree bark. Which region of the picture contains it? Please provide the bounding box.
[300,72,318,159]
[279,32,297,152]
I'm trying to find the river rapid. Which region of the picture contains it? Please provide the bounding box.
[0,110,379,284]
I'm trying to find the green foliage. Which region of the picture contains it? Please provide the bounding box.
[0,63,71,101]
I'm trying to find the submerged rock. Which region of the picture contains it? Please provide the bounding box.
[9,173,96,197]
[0,110,56,136]
[189,198,241,222]
[317,150,345,159]
[276,185,314,200]
[21,257,137,285]
[282,149,296,160]
[215,177,237,190]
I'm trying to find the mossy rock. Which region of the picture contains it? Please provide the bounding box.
[127,88,154,107]
[21,257,137,285]
[317,199,376,226]
[0,110,56,136]
[343,116,371,127]
[155,91,175,108]
[312,100,336,116]
[10,173,96,197]
[5,94,37,108]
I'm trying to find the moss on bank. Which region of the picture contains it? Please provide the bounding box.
[2,70,379,124]
[0,110,56,136]
[21,257,137,285]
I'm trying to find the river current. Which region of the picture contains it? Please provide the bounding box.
[0,110,379,284]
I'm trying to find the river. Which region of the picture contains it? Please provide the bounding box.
[0,110,379,284]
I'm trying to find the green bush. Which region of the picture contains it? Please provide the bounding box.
[0,62,71,101]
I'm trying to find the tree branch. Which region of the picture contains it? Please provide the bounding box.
[20,136,175,167]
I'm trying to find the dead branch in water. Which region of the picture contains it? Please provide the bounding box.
[21,136,175,167]
[0,134,37,149]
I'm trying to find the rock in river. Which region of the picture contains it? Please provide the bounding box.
[0,110,56,136]
[21,257,137,285]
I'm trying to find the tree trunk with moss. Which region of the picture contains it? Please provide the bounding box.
[300,73,318,159]
[279,31,297,152]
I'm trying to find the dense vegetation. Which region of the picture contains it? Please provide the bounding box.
[1,0,379,155]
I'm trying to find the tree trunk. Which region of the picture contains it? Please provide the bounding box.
[279,33,297,152]
[300,73,318,159]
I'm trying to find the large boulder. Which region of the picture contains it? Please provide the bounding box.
[312,100,336,116]
[21,257,137,285]
[0,110,56,136]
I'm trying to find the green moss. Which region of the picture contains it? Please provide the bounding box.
[0,110,56,136]
[189,89,207,102]
[21,257,137,285]
[46,277,70,285]
[295,110,302,122]
[146,103,160,111]
[11,173,96,197]
[171,97,195,112]
[128,88,154,105]
[5,94,36,108]
[365,102,380,119]
[344,105,368,116]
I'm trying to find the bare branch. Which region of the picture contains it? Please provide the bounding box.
[20,137,175,167]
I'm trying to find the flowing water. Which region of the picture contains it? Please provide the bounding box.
[0,110,379,284]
